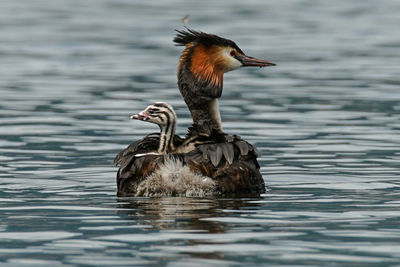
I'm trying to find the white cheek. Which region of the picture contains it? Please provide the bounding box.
[224,51,242,72]
[226,58,242,72]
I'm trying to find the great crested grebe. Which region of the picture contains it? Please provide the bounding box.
[115,102,216,197]
[115,29,275,197]
[174,28,275,132]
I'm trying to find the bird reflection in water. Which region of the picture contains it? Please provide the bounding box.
[116,197,263,233]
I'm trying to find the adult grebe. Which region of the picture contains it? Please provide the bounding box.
[174,29,275,132]
[115,29,275,197]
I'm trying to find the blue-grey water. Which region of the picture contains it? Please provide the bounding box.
[1,0,400,266]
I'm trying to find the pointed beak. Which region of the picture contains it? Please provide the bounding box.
[130,111,149,121]
[237,55,276,67]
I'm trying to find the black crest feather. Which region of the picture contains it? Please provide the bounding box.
[173,28,244,53]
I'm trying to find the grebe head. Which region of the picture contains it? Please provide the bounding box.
[174,28,275,88]
[130,102,176,128]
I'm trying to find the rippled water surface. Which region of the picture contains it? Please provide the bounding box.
[1,0,400,266]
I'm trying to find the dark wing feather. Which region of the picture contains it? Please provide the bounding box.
[209,144,223,167]
[220,143,234,165]
[235,140,249,156]
[114,133,184,167]
[198,145,209,160]
[120,154,135,173]
[114,133,184,197]
[182,131,266,196]
[114,133,160,166]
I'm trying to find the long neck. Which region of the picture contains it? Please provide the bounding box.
[178,46,224,133]
[157,120,176,154]
[188,99,222,131]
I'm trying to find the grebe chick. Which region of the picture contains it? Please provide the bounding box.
[114,102,182,195]
[114,102,215,197]
[130,102,177,156]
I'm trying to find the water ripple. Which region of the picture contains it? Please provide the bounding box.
[1,0,400,266]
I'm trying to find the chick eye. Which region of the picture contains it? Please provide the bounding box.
[149,109,155,114]
[230,50,236,57]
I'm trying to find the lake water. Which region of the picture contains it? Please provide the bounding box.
[1,0,400,266]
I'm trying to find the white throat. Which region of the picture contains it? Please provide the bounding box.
[210,99,222,132]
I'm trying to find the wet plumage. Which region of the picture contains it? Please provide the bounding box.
[114,29,276,197]
[115,118,264,197]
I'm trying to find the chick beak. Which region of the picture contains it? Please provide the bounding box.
[237,55,276,67]
[130,111,149,121]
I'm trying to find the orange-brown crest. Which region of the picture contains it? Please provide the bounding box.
[188,44,227,88]
[178,43,194,74]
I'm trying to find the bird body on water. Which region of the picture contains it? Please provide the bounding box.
[114,29,275,197]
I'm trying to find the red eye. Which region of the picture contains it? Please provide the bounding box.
[230,50,236,57]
